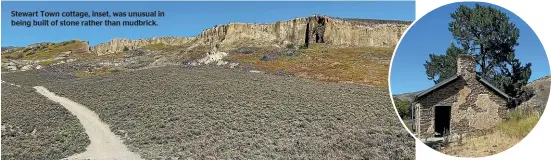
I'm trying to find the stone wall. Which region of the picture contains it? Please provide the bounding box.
[415,77,509,140]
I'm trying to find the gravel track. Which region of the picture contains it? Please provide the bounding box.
[2,65,415,159]
[1,84,89,160]
[33,86,142,160]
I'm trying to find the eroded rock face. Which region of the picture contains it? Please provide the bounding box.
[91,37,197,56]
[91,15,410,55]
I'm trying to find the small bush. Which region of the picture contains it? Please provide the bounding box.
[260,51,282,61]
[285,43,295,49]
[516,86,535,104]
[298,43,308,49]
[237,47,254,54]
[123,46,129,51]
[394,98,411,119]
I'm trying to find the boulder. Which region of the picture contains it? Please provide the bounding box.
[20,65,32,71]
[260,52,281,61]
[7,66,17,71]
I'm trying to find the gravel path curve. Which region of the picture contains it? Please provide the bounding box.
[33,86,142,160]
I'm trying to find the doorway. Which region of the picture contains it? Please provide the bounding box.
[434,106,451,137]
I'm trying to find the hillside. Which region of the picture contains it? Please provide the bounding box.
[2,14,415,159]
[2,65,415,159]
[1,15,410,87]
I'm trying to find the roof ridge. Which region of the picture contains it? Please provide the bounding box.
[413,74,513,101]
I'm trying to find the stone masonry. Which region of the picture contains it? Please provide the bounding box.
[413,54,512,140]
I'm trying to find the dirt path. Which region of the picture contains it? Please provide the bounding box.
[33,86,142,160]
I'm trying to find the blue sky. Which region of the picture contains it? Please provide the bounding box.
[390,2,549,95]
[2,1,414,46]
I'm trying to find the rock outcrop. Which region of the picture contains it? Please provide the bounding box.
[92,15,411,55]
[91,37,196,56]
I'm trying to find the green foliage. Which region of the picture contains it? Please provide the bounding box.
[298,43,308,49]
[394,98,411,119]
[424,4,532,99]
[39,59,63,66]
[424,43,464,84]
[285,43,296,49]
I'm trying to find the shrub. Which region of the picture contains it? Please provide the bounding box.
[285,43,295,49]
[394,98,410,119]
[260,51,281,61]
[515,86,535,105]
[298,43,308,49]
[123,46,129,51]
[237,47,254,54]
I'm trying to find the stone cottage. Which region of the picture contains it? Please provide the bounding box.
[411,54,514,141]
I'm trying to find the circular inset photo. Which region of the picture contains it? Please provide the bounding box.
[390,2,549,158]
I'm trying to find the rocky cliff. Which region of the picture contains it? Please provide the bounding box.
[92,15,411,56]
[91,37,196,55]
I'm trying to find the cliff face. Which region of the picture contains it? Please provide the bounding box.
[323,18,407,47]
[198,18,309,48]
[91,37,196,55]
[92,15,410,55]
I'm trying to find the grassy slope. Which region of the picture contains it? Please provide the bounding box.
[2,40,89,61]
[227,44,393,87]
[440,111,541,157]
[24,66,415,160]
[1,85,89,160]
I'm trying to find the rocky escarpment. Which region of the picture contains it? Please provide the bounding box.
[92,15,411,56]
[90,37,196,55]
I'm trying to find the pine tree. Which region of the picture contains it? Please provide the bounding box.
[423,4,532,99]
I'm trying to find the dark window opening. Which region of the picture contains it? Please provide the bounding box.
[434,106,451,137]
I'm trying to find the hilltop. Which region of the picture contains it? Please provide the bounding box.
[2,15,411,87]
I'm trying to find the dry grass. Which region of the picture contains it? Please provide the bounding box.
[183,45,210,61]
[498,111,541,139]
[439,111,540,157]
[440,131,519,157]
[227,44,393,87]
[2,40,89,60]
[38,59,64,66]
[74,66,114,78]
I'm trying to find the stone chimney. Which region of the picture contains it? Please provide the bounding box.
[457,54,476,80]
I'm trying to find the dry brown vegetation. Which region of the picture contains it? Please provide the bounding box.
[2,40,90,60]
[226,44,393,87]
[2,65,414,160]
[439,110,541,157]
